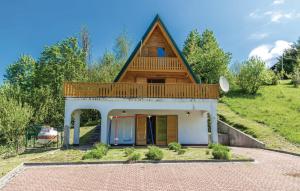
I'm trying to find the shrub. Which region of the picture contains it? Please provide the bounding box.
[237,57,266,94]
[124,147,135,156]
[82,143,109,160]
[211,144,230,152]
[210,144,231,160]
[127,152,141,162]
[263,70,279,85]
[168,142,181,152]
[145,146,163,160]
[178,149,186,155]
[82,149,104,160]
[291,67,300,87]
[212,149,231,160]
[208,143,214,149]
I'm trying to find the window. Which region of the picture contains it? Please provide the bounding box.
[147,79,165,83]
[157,47,165,57]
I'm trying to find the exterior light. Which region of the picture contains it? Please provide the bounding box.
[109,116,113,120]
[147,115,152,118]
[186,112,190,117]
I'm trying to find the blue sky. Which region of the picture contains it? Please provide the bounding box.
[1,0,300,82]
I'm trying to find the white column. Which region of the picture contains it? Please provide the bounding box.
[100,111,108,144]
[210,104,218,144]
[73,110,81,145]
[63,110,72,147]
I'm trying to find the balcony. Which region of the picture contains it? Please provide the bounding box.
[128,57,185,72]
[64,82,219,99]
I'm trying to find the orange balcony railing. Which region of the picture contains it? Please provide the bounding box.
[128,57,185,71]
[64,82,219,99]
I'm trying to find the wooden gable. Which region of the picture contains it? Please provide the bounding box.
[140,26,175,57]
[115,15,198,84]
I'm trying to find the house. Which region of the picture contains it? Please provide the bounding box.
[63,15,219,146]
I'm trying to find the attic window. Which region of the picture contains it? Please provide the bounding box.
[157,47,165,57]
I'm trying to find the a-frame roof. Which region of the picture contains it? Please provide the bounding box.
[114,14,199,83]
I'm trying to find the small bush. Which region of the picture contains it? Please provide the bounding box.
[82,143,109,160]
[210,144,231,160]
[124,147,135,156]
[212,149,231,160]
[168,142,181,152]
[82,149,104,160]
[145,146,163,160]
[263,70,279,85]
[178,149,186,155]
[127,152,141,162]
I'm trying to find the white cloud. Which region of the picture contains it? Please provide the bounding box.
[249,9,300,23]
[273,0,285,5]
[249,33,269,40]
[249,40,292,67]
[249,9,260,18]
[264,11,295,22]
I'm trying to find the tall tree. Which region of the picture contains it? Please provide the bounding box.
[0,84,33,153]
[272,38,300,76]
[34,37,87,127]
[183,29,231,83]
[113,31,131,63]
[87,33,131,82]
[36,37,87,94]
[80,26,91,64]
[4,55,36,101]
[182,29,201,67]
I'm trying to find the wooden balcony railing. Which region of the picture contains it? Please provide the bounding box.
[128,57,185,71]
[64,82,219,99]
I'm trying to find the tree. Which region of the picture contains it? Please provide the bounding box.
[80,26,91,64]
[291,58,300,87]
[88,51,121,82]
[4,55,36,103]
[0,84,33,153]
[87,33,131,82]
[34,37,87,127]
[272,38,300,76]
[183,29,231,83]
[113,31,131,63]
[238,57,266,94]
[182,29,201,67]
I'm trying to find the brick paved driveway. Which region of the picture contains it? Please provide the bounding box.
[1,147,300,191]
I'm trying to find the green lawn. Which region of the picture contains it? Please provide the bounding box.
[219,80,300,153]
[30,147,247,162]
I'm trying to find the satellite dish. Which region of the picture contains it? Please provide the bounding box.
[219,76,230,93]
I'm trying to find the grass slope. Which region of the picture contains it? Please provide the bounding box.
[219,80,300,153]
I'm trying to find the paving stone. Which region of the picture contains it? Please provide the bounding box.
[1,147,300,191]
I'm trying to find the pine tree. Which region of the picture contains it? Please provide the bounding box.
[182,29,201,66]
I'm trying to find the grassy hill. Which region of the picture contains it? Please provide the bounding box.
[218,80,300,153]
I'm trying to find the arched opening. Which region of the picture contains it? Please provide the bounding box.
[69,109,101,146]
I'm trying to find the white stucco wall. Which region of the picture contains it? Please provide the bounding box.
[63,98,218,145]
[108,109,208,145]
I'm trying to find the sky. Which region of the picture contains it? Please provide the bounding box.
[0,0,300,82]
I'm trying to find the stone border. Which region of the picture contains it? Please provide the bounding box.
[23,158,254,166]
[0,163,24,190]
[263,148,300,157]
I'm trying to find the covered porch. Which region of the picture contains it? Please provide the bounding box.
[63,98,218,146]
